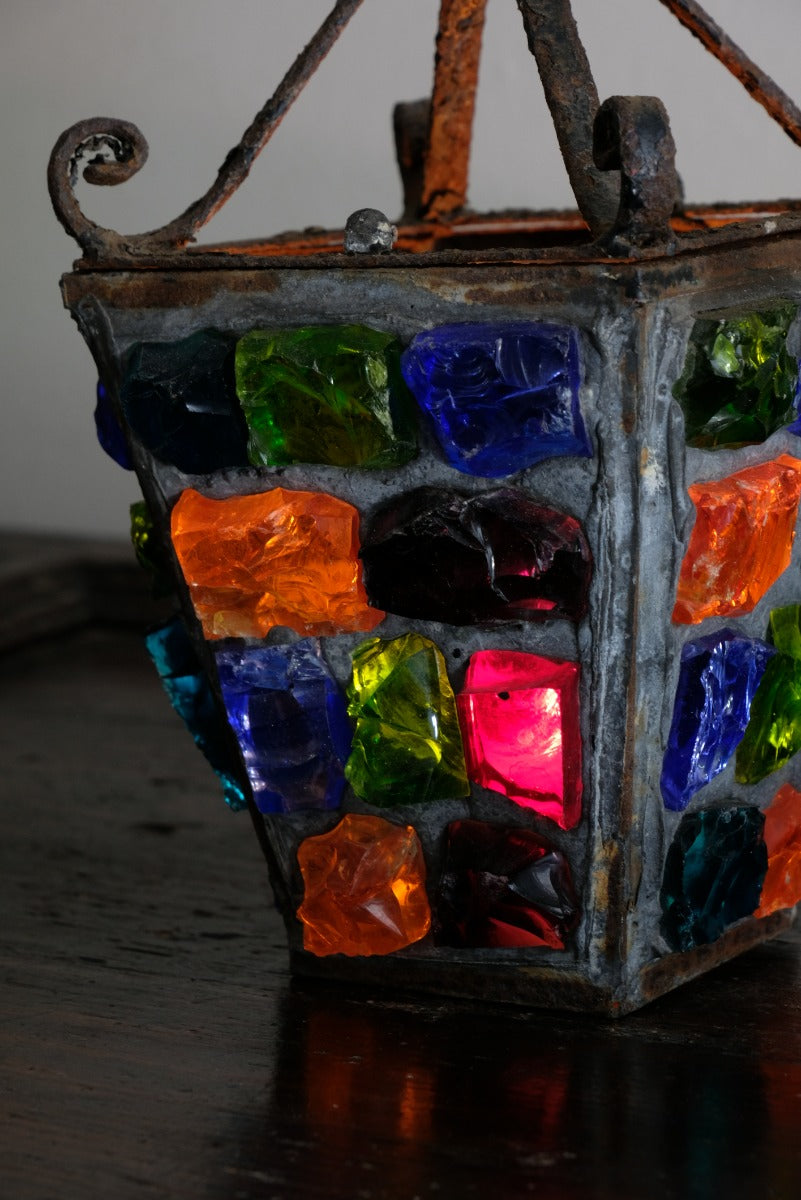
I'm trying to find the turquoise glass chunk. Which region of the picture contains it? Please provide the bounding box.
[235,325,417,469]
[660,807,766,951]
[673,303,801,448]
[145,617,247,811]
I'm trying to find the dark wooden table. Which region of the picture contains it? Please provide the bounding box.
[2,534,801,1199]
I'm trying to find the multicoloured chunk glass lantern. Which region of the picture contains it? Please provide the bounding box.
[50,0,801,1014]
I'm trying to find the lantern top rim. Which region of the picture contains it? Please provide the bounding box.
[48,0,801,272]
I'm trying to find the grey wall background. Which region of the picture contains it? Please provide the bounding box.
[3,0,801,539]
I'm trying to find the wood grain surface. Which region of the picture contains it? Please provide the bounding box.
[2,579,801,1198]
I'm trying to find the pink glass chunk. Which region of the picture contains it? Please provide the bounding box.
[457,650,582,829]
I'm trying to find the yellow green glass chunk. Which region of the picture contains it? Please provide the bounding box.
[235,324,417,469]
[344,633,469,807]
[673,303,801,448]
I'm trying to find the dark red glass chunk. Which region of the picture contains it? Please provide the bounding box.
[434,819,580,950]
[360,486,591,625]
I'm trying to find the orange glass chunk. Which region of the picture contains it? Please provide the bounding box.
[756,783,801,917]
[672,454,801,625]
[296,813,431,957]
[170,486,384,639]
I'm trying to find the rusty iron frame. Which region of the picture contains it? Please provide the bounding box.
[48,0,801,270]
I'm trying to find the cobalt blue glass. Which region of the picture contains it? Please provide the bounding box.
[94,380,133,469]
[214,640,352,814]
[400,322,591,477]
[660,630,775,811]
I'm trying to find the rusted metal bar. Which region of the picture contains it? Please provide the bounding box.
[517,0,619,237]
[393,99,431,220]
[658,0,801,149]
[419,0,488,221]
[594,96,679,252]
[48,0,365,258]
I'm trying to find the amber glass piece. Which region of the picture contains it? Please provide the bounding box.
[755,784,801,917]
[170,486,385,639]
[296,813,431,956]
[672,455,801,625]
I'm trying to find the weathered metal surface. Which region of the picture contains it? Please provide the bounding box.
[659,0,801,149]
[594,95,679,253]
[419,0,487,220]
[517,0,620,237]
[48,0,364,259]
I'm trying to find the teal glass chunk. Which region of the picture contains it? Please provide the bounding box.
[660,807,766,951]
[235,325,417,469]
[673,303,801,449]
[145,618,247,811]
[345,632,469,806]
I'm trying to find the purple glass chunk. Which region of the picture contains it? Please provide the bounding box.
[400,322,591,477]
[660,630,775,811]
[360,486,592,625]
[214,640,352,814]
[94,380,133,470]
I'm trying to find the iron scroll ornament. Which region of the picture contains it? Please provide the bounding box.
[48,0,801,264]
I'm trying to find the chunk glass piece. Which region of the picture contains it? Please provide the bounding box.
[457,650,582,829]
[660,807,766,951]
[130,500,173,597]
[735,655,801,784]
[235,325,417,469]
[673,303,801,449]
[296,813,431,956]
[434,819,579,950]
[360,486,592,625]
[755,784,801,917]
[214,640,351,814]
[145,617,246,811]
[660,630,775,811]
[401,322,590,477]
[672,455,801,625]
[170,486,384,640]
[768,603,801,660]
[345,633,469,806]
[94,380,133,469]
[120,330,249,473]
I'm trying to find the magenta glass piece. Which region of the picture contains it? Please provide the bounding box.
[457,650,582,829]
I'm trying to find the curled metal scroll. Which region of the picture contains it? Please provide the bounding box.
[48,0,364,260]
[593,96,679,253]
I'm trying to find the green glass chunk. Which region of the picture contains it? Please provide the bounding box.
[735,654,801,784]
[768,603,801,661]
[130,500,173,598]
[673,303,801,449]
[345,632,469,806]
[235,325,417,469]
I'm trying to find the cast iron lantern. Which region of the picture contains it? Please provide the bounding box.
[49,0,801,1013]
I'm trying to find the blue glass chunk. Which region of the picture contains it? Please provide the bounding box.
[94,380,133,469]
[214,640,352,815]
[660,807,766,951]
[145,617,247,811]
[121,330,249,474]
[660,630,775,811]
[400,322,591,477]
